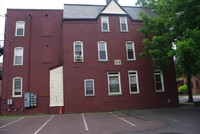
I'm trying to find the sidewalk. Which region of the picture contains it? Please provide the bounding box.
[179,95,200,104]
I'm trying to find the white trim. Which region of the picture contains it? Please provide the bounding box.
[98,41,108,61]
[101,16,110,32]
[154,70,165,92]
[15,21,25,36]
[126,41,136,61]
[120,17,128,32]
[84,79,95,96]
[14,47,24,66]
[107,72,122,95]
[12,77,23,97]
[128,70,139,94]
[73,41,84,62]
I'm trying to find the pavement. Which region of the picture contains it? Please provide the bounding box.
[0,96,199,134]
[179,95,200,103]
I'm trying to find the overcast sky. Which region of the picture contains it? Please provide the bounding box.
[0,0,137,62]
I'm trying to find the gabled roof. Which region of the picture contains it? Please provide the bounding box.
[63,2,157,21]
[101,0,127,15]
[63,4,104,19]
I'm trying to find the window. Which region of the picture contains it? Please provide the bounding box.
[15,21,25,36]
[128,71,139,94]
[84,79,95,96]
[13,77,23,97]
[14,47,23,65]
[73,41,83,62]
[126,41,136,60]
[101,16,110,32]
[154,70,164,92]
[120,17,128,32]
[98,41,108,61]
[108,72,122,95]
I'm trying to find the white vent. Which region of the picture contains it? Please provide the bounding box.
[114,59,122,65]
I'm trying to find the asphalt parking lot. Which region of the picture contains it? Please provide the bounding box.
[0,104,200,134]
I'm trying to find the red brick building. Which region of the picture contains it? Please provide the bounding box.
[1,0,179,115]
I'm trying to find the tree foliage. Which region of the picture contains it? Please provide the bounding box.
[136,0,200,102]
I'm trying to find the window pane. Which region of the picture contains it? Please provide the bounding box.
[126,42,135,60]
[15,48,23,56]
[13,78,22,97]
[131,84,137,92]
[156,82,163,91]
[17,29,24,36]
[128,50,134,59]
[15,56,22,65]
[154,71,164,91]
[101,17,109,31]
[100,51,106,59]
[85,80,94,96]
[109,75,120,93]
[120,17,128,31]
[155,75,161,82]
[103,23,108,31]
[121,24,127,31]
[14,48,23,65]
[16,21,25,36]
[75,45,82,56]
[98,42,107,60]
[129,72,139,93]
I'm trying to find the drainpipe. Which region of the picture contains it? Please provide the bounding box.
[28,14,32,92]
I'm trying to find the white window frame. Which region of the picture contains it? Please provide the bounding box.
[14,47,24,66]
[98,41,108,61]
[120,17,128,32]
[126,41,136,61]
[84,79,95,96]
[154,70,165,92]
[73,41,84,62]
[101,16,110,32]
[107,72,122,95]
[12,77,23,97]
[128,70,139,94]
[15,21,25,36]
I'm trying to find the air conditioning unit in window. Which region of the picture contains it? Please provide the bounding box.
[75,56,82,61]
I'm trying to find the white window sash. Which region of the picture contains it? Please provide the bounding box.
[108,72,122,95]
[126,41,136,61]
[128,71,139,94]
[101,16,110,32]
[15,21,25,36]
[14,47,23,65]
[73,41,84,62]
[98,41,108,61]
[120,17,128,32]
[84,79,95,96]
[13,77,23,97]
[154,70,165,92]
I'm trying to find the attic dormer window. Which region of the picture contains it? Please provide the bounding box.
[120,17,128,32]
[101,16,110,32]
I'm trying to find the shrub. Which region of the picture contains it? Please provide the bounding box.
[178,85,188,94]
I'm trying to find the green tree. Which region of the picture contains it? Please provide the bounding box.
[136,0,200,102]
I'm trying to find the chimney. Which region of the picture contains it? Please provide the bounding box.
[106,0,118,4]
